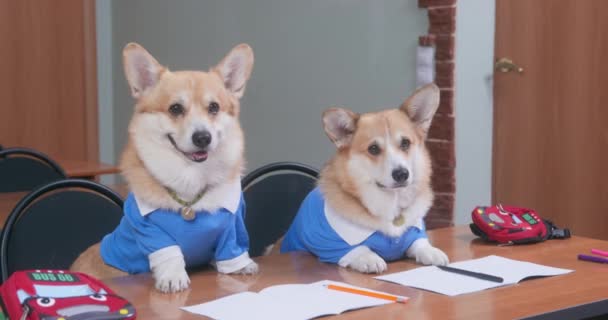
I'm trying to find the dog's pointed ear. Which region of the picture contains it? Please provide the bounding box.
[123,43,165,99]
[400,83,440,134]
[214,44,254,99]
[323,107,359,148]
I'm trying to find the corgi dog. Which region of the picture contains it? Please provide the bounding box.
[281,84,449,273]
[71,43,258,293]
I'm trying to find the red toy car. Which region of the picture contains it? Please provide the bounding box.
[0,270,135,320]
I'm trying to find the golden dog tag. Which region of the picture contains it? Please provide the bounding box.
[393,215,405,227]
[181,207,195,221]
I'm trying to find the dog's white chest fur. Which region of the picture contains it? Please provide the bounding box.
[353,182,429,238]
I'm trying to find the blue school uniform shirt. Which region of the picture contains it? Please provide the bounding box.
[100,183,251,274]
[281,187,427,263]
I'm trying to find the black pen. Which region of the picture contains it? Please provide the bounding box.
[437,265,504,283]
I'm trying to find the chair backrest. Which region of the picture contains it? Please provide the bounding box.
[0,179,124,281]
[0,147,67,192]
[242,162,319,257]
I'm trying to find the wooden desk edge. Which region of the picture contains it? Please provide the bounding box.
[66,166,120,177]
[58,159,121,178]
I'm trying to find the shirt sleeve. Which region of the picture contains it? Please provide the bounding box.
[301,225,355,264]
[123,200,178,257]
[214,198,254,273]
[398,219,429,259]
[288,190,355,264]
[413,218,429,238]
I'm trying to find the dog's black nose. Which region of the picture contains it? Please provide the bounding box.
[392,168,409,183]
[192,130,212,148]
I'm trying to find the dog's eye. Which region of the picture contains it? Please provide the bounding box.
[368,144,381,156]
[169,103,185,116]
[208,102,220,115]
[400,138,411,150]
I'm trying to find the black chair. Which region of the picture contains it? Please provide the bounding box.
[0,179,124,281]
[0,147,67,192]
[242,162,319,257]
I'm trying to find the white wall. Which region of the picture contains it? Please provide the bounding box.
[105,0,427,172]
[96,0,116,184]
[453,0,495,225]
[96,0,496,225]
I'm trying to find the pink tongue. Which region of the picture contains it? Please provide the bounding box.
[192,151,208,161]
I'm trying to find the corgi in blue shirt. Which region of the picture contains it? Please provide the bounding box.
[71,42,258,293]
[281,84,449,273]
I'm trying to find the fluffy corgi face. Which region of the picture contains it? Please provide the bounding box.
[323,84,440,192]
[123,43,253,165]
[346,110,422,189]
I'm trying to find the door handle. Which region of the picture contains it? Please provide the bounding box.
[495,58,524,73]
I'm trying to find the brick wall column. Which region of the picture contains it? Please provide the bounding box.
[419,0,457,229]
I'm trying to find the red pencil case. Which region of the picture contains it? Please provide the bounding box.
[470,205,570,245]
[0,270,136,320]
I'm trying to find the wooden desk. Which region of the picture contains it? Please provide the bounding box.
[0,183,128,226]
[102,226,608,320]
[58,159,120,179]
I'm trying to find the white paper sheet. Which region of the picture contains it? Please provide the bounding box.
[375,255,573,296]
[181,280,400,320]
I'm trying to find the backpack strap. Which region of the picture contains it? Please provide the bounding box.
[469,223,490,241]
[543,219,571,240]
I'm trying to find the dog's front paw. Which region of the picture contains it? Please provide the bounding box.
[340,246,387,274]
[414,246,449,266]
[154,267,190,293]
[406,238,449,266]
[349,252,387,273]
[149,246,190,293]
[233,261,259,275]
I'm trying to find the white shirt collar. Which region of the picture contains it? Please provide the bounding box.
[324,203,376,246]
[324,203,425,245]
[135,197,158,216]
[135,179,242,216]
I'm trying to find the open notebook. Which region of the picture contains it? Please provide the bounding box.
[181,280,403,320]
[376,255,573,296]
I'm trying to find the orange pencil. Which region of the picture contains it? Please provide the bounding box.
[325,284,408,304]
